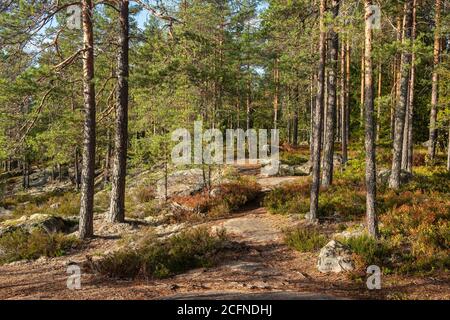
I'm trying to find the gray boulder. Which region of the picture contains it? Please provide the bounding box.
[377,168,413,185]
[317,240,354,273]
[259,159,281,177]
[0,206,12,217]
[265,162,311,177]
[279,164,294,176]
[292,162,311,176]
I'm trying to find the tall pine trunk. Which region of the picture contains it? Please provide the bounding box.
[108,0,129,223]
[376,61,382,141]
[360,47,365,127]
[309,73,316,162]
[428,0,441,162]
[364,0,379,239]
[344,40,351,164]
[74,148,80,191]
[322,0,339,186]
[79,0,96,239]
[273,57,279,129]
[293,83,299,146]
[391,17,402,141]
[309,0,326,221]
[104,128,111,185]
[340,38,348,164]
[447,123,450,171]
[403,0,417,172]
[22,160,29,189]
[389,1,413,189]
[246,79,251,131]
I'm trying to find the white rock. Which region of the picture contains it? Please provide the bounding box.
[317,240,354,273]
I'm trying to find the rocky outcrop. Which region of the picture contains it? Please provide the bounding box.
[261,161,311,177]
[317,240,354,273]
[0,207,12,217]
[155,168,227,200]
[0,214,78,237]
[156,169,207,199]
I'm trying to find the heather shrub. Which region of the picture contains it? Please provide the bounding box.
[285,227,327,252]
[0,229,79,264]
[380,199,450,273]
[172,176,261,218]
[89,227,228,279]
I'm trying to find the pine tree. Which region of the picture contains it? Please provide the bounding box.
[79,0,97,239]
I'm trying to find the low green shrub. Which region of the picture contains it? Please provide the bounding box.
[172,176,261,218]
[380,198,450,273]
[264,180,366,218]
[280,152,309,166]
[263,183,310,215]
[9,192,80,217]
[90,250,142,279]
[341,235,391,266]
[285,227,327,252]
[0,229,79,264]
[408,166,450,194]
[90,227,228,279]
[211,177,260,214]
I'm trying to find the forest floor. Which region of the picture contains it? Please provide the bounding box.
[0,165,449,300]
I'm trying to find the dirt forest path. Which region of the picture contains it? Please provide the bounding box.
[0,165,385,300]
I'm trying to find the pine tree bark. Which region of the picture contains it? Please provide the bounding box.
[340,38,348,165]
[58,163,62,182]
[364,0,379,239]
[391,16,403,141]
[389,1,413,189]
[322,0,339,186]
[104,128,111,185]
[309,73,316,162]
[428,0,441,162]
[246,79,251,131]
[273,57,279,129]
[293,83,299,146]
[108,0,129,223]
[376,61,382,141]
[309,0,326,221]
[74,148,80,191]
[360,48,365,126]
[403,0,417,172]
[344,40,351,163]
[79,0,96,239]
[447,123,450,171]
[22,160,29,189]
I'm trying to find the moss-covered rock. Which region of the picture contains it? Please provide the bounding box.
[0,214,78,237]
